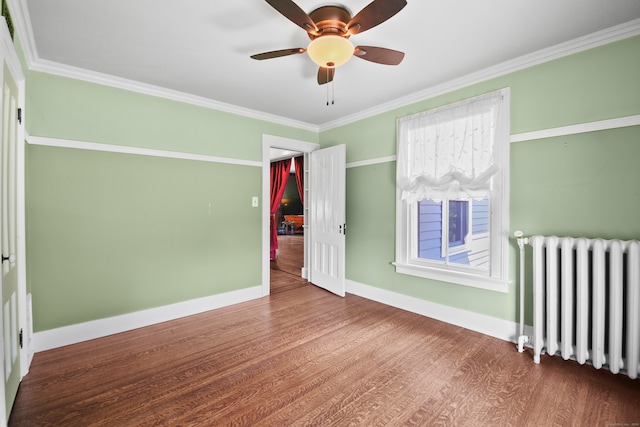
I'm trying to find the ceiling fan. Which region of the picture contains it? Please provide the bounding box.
[251,0,407,85]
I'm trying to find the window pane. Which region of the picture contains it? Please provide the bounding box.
[467,197,490,270]
[448,200,468,248]
[417,197,490,271]
[472,198,490,234]
[417,199,443,262]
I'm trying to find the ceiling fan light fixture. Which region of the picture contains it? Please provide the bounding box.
[307,36,354,68]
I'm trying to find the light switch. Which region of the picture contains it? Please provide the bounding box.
[252,197,259,207]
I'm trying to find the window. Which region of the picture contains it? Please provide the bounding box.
[395,89,510,292]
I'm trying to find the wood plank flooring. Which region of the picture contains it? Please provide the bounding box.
[271,234,307,294]
[10,282,640,426]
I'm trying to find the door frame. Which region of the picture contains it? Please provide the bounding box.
[261,135,318,296]
[0,16,28,422]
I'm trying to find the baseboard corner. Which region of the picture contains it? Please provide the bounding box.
[32,286,263,352]
[346,279,520,343]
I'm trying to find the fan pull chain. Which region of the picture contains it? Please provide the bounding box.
[325,68,335,106]
[326,68,330,106]
[326,73,329,106]
[331,79,335,105]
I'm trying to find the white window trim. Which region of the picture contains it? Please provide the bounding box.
[394,88,511,293]
[439,200,450,259]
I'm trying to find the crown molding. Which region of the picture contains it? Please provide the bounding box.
[6,0,37,65]
[8,1,320,132]
[1,15,24,82]
[8,0,640,134]
[29,59,321,132]
[319,18,640,131]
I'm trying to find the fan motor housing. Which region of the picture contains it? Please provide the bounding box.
[308,6,352,39]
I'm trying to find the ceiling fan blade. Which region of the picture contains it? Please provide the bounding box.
[354,46,405,65]
[265,0,319,34]
[346,0,407,35]
[317,67,335,85]
[251,48,305,60]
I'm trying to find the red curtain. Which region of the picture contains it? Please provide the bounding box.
[270,158,292,260]
[294,156,304,204]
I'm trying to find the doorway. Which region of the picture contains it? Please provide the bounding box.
[261,135,319,296]
[269,149,305,294]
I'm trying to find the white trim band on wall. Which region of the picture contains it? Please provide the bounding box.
[509,115,640,143]
[26,114,639,170]
[26,135,263,168]
[345,114,640,169]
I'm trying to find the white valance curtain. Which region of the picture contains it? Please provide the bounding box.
[396,91,505,202]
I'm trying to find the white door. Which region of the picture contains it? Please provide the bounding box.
[1,59,21,420]
[309,144,346,296]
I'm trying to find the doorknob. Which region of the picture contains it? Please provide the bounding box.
[2,254,15,263]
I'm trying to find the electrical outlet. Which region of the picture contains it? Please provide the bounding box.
[252,196,259,207]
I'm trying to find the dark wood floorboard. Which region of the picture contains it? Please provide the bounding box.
[9,285,640,426]
[270,234,307,294]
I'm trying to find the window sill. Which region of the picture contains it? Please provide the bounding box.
[393,262,510,293]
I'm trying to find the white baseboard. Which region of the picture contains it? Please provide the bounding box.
[346,279,526,343]
[33,286,263,352]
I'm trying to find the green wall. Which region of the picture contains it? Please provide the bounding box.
[24,34,640,333]
[27,146,262,330]
[26,72,318,161]
[25,72,317,332]
[322,35,640,324]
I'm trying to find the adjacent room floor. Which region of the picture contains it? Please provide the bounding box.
[271,233,307,294]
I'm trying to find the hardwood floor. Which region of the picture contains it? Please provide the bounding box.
[271,233,307,294]
[9,283,640,426]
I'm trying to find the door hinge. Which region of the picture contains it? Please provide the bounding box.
[19,328,23,349]
[17,107,22,124]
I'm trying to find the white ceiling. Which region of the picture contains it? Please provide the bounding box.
[20,0,640,129]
